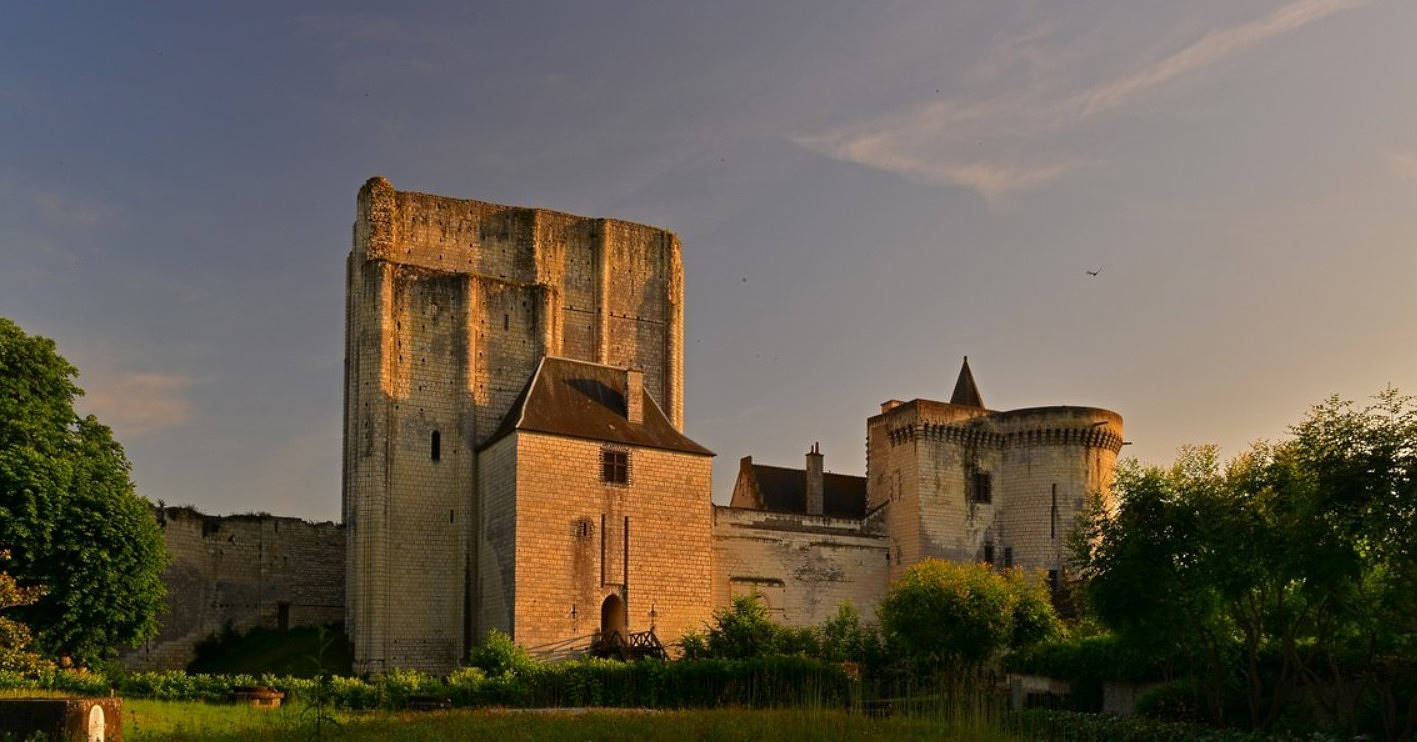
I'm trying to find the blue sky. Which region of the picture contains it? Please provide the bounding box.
[3,1,1414,520]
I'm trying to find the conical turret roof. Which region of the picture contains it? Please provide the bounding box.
[950,356,984,408]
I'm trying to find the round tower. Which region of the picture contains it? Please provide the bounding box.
[989,406,1124,579]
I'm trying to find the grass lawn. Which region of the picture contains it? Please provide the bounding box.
[122,699,1026,741]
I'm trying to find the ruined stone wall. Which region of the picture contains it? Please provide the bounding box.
[344,178,687,674]
[712,507,890,627]
[508,432,714,653]
[120,507,344,671]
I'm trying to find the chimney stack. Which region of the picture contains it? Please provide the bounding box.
[805,442,824,516]
[626,368,644,424]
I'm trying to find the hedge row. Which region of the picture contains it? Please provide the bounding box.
[1003,634,1172,684]
[0,655,853,711]
[1004,710,1274,742]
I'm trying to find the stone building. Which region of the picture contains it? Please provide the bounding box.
[714,450,889,625]
[866,357,1124,584]
[712,358,1125,623]
[343,178,693,673]
[118,181,1124,674]
[337,179,1123,675]
[476,356,714,655]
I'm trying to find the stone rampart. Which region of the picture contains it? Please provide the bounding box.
[119,506,344,671]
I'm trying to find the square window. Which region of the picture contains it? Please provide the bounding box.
[601,449,628,484]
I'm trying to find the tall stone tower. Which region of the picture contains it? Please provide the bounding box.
[342,178,685,673]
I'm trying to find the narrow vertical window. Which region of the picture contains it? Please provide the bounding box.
[1003,547,1014,568]
[1050,484,1058,539]
[431,431,441,461]
[503,314,509,330]
[969,471,992,504]
[983,541,995,565]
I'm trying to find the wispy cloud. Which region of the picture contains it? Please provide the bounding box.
[83,373,193,436]
[1077,0,1364,118]
[795,0,1365,201]
[1390,151,1417,182]
[32,190,112,230]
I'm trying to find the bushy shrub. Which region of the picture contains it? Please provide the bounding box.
[815,602,882,665]
[688,594,795,659]
[0,652,852,711]
[879,559,1052,668]
[188,622,352,677]
[1135,677,1206,724]
[1003,633,1169,684]
[1005,569,1065,649]
[469,629,536,677]
[1005,709,1270,742]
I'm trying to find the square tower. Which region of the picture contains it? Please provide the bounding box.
[342,178,687,673]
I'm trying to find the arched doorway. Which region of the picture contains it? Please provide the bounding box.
[600,594,626,644]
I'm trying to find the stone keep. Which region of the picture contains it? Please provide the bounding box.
[343,178,689,673]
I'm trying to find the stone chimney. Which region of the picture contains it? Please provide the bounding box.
[805,442,824,516]
[626,368,644,424]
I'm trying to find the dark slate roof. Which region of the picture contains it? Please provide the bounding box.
[750,464,867,519]
[950,356,985,408]
[481,357,712,456]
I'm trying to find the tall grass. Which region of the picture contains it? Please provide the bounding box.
[122,702,1025,741]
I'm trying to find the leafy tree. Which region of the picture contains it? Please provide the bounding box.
[877,559,1060,675]
[0,549,50,673]
[0,318,167,662]
[1072,390,1417,736]
[1005,568,1065,649]
[685,593,803,660]
[816,601,882,664]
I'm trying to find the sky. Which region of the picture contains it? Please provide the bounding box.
[2,1,1415,522]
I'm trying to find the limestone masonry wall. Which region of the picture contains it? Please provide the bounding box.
[511,433,714,653]
[712,507,890,626]
[120,507,344,671]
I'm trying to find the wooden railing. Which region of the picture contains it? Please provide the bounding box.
[590,629,666,661]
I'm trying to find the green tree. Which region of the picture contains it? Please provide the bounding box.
[678,592,830,660]
[0,549,50,673]
[1005,568,1065,649]
[0,318,167,663]
[877,559,1059,675]
[1072,390,1417,736]
[816,601,881,664]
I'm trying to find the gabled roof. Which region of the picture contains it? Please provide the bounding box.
[481,357,713,456]
[950,356,985,408]
[747,463,867,519]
